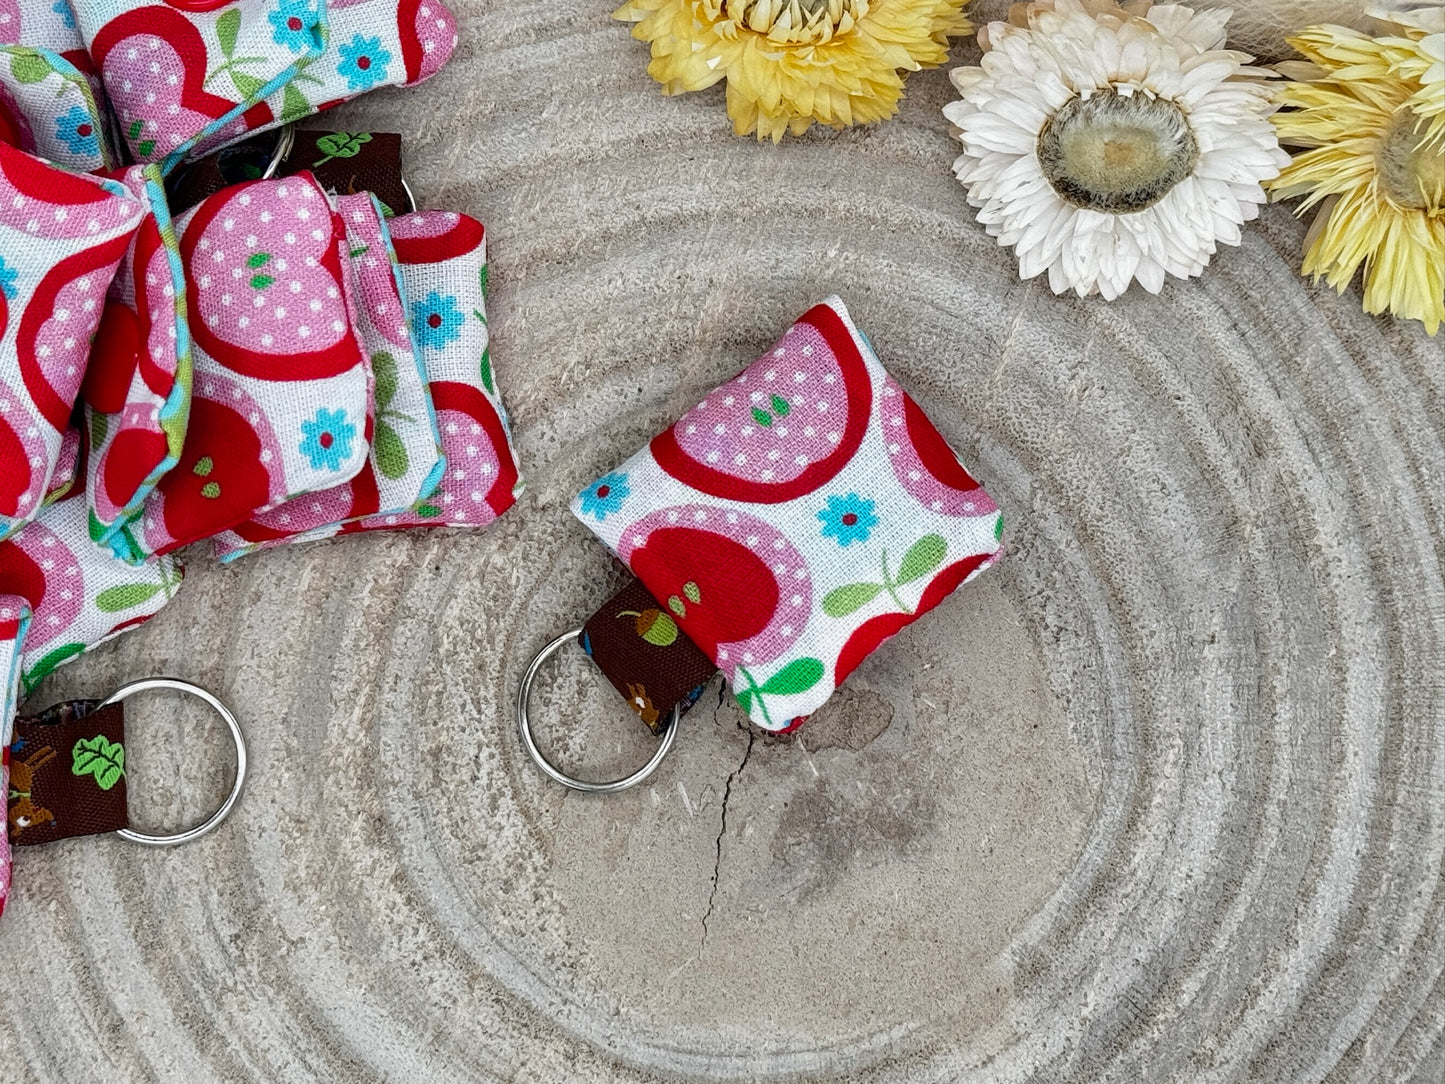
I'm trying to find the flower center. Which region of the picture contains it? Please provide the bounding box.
[717,0,868,44]
[1378,112,1444,212]
[1037,90,1199,214]
[841,512,857,526]
[596,484,611,499]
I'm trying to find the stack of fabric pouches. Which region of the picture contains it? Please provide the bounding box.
[0,0,522,914]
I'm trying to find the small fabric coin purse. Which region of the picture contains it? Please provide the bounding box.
[74,0,457,170]
[0,140,143,538]
[571,296,1004,734]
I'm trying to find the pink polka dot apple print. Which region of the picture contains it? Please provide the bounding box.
[405,0,457,82]
[0,154,140,238]
[0,520,83,652]
[182,176,356,380]
[92,10,252,163]
[431,399,503,525]
[881,377,998,518]
[142,235,180,387]
[343,200,409,349]
[652,302,872,504]
[0,0,18,44]
[0,377,48,519]
[617,504,811,678]
[31,270,106,409]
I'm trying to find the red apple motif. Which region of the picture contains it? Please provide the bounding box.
[390,211,484,266]
[18,232,135,432]
[650,302,873,504]
[617,504,810,673]
[881,378,998,518]
[132,212,182,396]
[229,464,380,546]
[89,8,259,163]
[99,428,170,521]
[0,519,84,651]
[0,85,28,152]
[0,377,49,520]
[180,177,362,381]
[150,393,273,552]
[83,302,142,415]
[0,592,26,643]
[833,552,996,685]
[0,142,141,237]
[162,0,233,10]
[398,0,459,84]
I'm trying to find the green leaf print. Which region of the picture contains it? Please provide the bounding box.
[22,643,86,695]
[415,503,442,518]
[72,734,125,791]
[822,582,883,618]
[9,53,51,85]
[896,534,947,586]
[372,351,398,412]
[215,8,241,59]
[312,132,372,168]
[230,70,266,100]
[759,657,824,696]
[89,409,109,454]
[95,583,163,613]
[374,422,409,480]
[479,349,494,394]
[280,83,311,124]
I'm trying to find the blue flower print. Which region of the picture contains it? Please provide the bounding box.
[579,473,629,521]
[299,408,357,471]
[52,1,76,29]
[268,0,319,53]
[0,257,17,301]
[337,34,391,92]
[55,105,99,158]
[818,493,878,547]
[411,291,464,351]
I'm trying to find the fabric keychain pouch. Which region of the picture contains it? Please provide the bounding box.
[212,191,445,557]
[350,209,520,532]
[76,0,326,170]
[83,164,192,541]
[123,172,373,559]
[78,0,456,171]
[571,297,1004,733]
[0,141,143,540]
[0,45,117,171]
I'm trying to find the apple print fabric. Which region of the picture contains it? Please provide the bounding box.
[84,164,191,542]
[0,0,88,59]
[74,0,456,171]
[573,297,1004,733]
[129,173,371,558]
[0,46,115,171]
[0,485,182,697]
[75,0,325,169]
[0,140,142,541]
[350,209,521,533]
[212,192,445,557]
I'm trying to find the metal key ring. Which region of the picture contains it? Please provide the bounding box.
[99,678,248,847]
[517,628,678,794]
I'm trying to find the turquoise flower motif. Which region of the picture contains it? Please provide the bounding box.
[818,493,877,547]
[52,1,76,29]
[411,291,464,351]
[55,105,98,158]
[579,473,629,521]
[337,34,391,92]
[0,257,17,301]
[299,408,356,471]
[268,0,319,53]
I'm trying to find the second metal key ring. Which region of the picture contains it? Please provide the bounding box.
[516,628,678,794]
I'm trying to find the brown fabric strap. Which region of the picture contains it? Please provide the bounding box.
[165,129,413,218]
[579,579,718,733]
[7,700,128,845]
